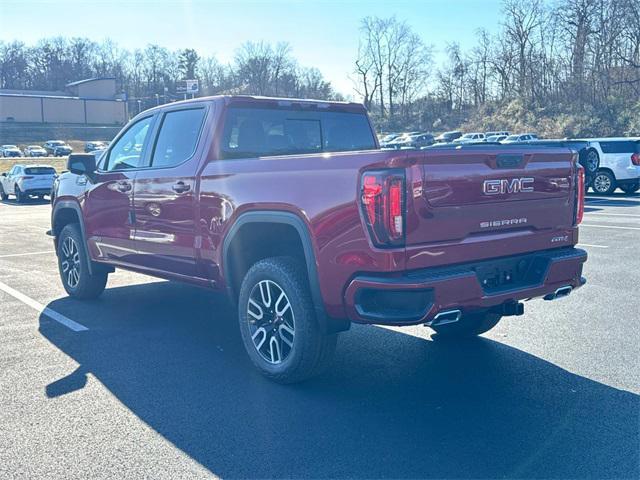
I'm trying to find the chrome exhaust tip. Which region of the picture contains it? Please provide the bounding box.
[544,285,573,301]
[426,309,462,326]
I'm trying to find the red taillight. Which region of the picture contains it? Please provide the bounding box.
[576,166,585,225]
[361,170,405,247]
[631,153,640,166]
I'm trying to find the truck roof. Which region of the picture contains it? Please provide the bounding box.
[142,95,367,115]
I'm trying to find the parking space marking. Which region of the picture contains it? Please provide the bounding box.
[585,212,640,218]
[0,250,54,258]
[577,243,609,248]
[0,280,88,332]
[581,224,640,231]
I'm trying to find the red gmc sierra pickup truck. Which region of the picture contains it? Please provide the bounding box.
[50,95,587,382]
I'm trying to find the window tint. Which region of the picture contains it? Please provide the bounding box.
[600,141,638,154]
[105,116,154,171]
[25,167,56,175]
[151,108,206,168]
[220,107,376,159]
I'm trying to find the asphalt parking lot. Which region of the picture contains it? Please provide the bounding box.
[0,193,638,479]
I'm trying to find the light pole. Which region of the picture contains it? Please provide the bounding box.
[137,99,142,114]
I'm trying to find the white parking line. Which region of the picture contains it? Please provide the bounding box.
[585,212,640,218]
[581,224,640,231]
[0,250,54,258]
[577,243,609,248]
[0,280,88,332]
[585,199,638,205]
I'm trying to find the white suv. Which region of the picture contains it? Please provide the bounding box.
[453,132,485,144]
[0,164,57,203]
[584,138,640,195]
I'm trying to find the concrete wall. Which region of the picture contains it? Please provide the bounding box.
[86,100,126,124]
[43,98,85,123]
[0,96,43,122]
[0,95,126,125]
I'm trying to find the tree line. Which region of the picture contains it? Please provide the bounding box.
[355,0,640,136]
[0,38,340,113]
[0,0,638,136]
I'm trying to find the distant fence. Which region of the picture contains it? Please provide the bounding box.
[0,122,121,143]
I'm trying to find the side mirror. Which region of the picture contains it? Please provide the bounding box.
[67,154,97,182]
[1,173,6,177]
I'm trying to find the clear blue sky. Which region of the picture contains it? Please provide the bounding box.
[0,0,504,97]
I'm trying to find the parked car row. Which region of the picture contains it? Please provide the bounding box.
[0,140,110,158]
[379,130,540,149]
[379,132,435,149]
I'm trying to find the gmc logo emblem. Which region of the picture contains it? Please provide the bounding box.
[483,177,534,195]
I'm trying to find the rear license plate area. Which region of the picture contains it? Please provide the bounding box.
[475,255,549,294]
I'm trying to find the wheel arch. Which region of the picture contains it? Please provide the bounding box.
[596,167,616,179]
[52,200,93,274]
[222,210,349,333]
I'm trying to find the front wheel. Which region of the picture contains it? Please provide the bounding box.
[592,171,616,195]
[238,256,337,383]
[619,183,639,195]
[431,311,502,339]
[0,184,7,201]
[57,224,108,299]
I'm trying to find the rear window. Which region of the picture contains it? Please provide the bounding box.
[220,106,376,159]
[25,167,55,175]
[599,141,639,154]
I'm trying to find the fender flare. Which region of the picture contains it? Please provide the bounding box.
[222,210,349,333]
[52,200,94,275]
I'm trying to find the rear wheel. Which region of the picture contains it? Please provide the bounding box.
[619,183,639,195]
[14,185,25,203]
[57,224,108,299]
[238,256,337,383]
[431,311,502,339]
[592,170,616,195]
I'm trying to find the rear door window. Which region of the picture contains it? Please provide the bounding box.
[220,106,376,159]
[150,108,206,168]
[600,141,638,154]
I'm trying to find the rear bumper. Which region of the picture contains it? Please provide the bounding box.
[23,188,52,196]
[344,247,587,325]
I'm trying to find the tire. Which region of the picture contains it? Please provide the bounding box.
[14,185,25,203]
[431,311,502,339]
[592,170,616,195]
[0,184,7,201]
[583,149,600,175]
[238,256,337,384]
[57,224,108,299]
[619,183,639,195]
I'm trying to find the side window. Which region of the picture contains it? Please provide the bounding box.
[150,108,206,168]
[600,141,635,154]
[105,116,154,171]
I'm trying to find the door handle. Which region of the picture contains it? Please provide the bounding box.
[116,181,132,193]
[172,181,191,193]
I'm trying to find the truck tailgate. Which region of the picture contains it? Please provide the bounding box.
[404,146,578,268]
